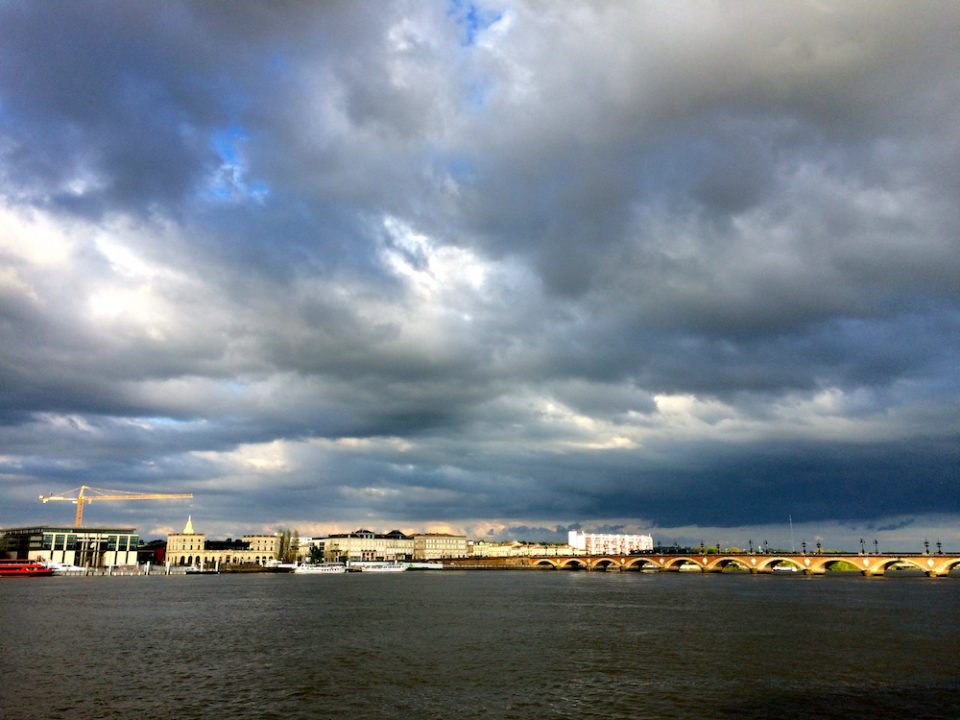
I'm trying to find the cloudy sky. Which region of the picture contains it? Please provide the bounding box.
[1,2,958,550]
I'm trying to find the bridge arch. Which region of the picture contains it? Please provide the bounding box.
[533,559,558,570]
[709,556,752,572]
[662,556,704,572]
[591,557,621,571]
[869,557,928,575]
[814,558,864,573]
[558,558,588,570]
[758,557,803,573]
[623,557,660,571]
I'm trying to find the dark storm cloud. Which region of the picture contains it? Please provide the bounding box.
[1,2,958,546]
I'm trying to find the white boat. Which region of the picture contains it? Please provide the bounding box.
[42,561,85,575]
[348,561,409,573]
[265,559,298,572]
[771,564,800,574]
[293,563,346,574]
[185,566,219,574]
[407,562,444,571]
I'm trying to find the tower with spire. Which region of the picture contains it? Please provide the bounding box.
[166,516,205,566]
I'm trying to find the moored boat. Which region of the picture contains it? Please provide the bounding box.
[348,561,409,573]
[293,562,347,574]
[43,561,85,575]
[185,566,219,574]
[407,562,444,571]
[0,559,55,577]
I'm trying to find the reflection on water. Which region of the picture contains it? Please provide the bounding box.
[1,572,958,719]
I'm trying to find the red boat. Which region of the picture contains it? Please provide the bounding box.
[0,559,55,577]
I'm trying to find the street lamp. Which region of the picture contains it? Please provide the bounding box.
[874,539,879,554]
[860,538,865,555]
[801,540,807,555]
[924,539,930,555]
[816,541,822,554]
[749,539,754,554]
[937,538,943,555]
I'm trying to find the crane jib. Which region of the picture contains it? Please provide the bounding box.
[38,485,193,528]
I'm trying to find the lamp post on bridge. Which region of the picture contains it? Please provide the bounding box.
[801,540,807,555]
[937,538,943,555]
[860,538,865,555]
[816,541,822,554]
[924,539,930,555]
[874,539,879,554]
[749,539,753,554]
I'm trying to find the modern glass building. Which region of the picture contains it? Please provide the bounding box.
[0,526,140,567]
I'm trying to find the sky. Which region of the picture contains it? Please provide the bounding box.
[1,2,958,551]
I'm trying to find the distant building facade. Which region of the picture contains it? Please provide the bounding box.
[0,526,140,567]
[166,517,279,568]
[568,530,654,555]
[318,529,413,562]
[314,529,469,562]
[470,540,576,557]
[137,539,167,565]
[413,533,468,560]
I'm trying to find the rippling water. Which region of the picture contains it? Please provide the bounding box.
[2,571,958,719]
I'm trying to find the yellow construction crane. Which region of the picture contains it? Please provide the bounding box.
[39,485,193,527]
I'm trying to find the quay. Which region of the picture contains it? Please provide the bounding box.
[444,552,960,577]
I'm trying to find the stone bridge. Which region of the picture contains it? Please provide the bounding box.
[444,552,960,577]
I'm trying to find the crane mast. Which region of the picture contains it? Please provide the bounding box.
[39,484,193,527]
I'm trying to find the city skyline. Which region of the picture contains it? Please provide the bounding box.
[1,3,958,551]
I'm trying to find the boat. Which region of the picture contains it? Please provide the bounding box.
[293,562,347,574]
[348,561,409,573]
[42,561,85,575]
[407,562,444,571]
[265,559,298,572]
[771,564,800,574]
[0,559,55,577]
[185,566,219,574]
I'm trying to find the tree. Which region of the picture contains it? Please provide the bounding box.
[287,530,300,563]
[275,529,299,563]
[276,529,290,561]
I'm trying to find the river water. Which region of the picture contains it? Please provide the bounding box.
[1,571,958,719]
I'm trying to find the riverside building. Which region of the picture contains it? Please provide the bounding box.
[413,533,469,560]
[0,525,140,568]
[568,530,654,555]
[315,529,469,562]
[317,529,414,562]
[166,517,279,568]
[470,540,576,558]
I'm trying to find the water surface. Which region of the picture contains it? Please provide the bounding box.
[2,571,958,719]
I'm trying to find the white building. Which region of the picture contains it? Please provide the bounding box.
[568,530,653,555]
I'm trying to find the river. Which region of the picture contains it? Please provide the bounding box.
[1,571,958,719]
